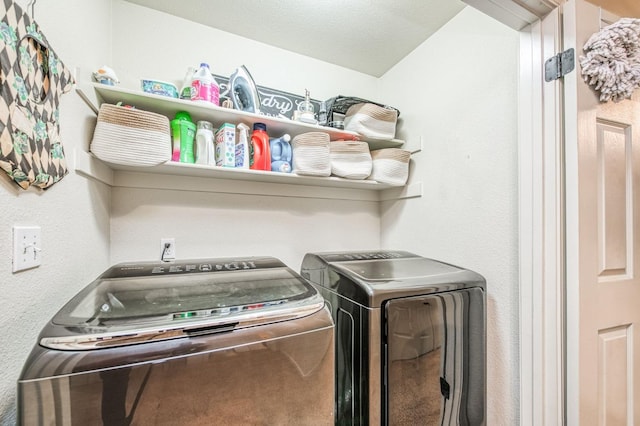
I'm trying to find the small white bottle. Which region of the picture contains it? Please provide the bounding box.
[179,66,195,100]
[195,121,215,166]
[235,123,250,169]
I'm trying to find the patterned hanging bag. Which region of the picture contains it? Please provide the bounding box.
[0,0,75,189]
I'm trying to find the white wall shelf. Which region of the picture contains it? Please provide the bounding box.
[74,149,423,201]
[83,83,405,150]
[74,84,421,201]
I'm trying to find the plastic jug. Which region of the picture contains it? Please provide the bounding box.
[170,111,196,163]
[250,123,270,171]
[195,121,216,166]
[270,134,292,173]
[191,63,220,105]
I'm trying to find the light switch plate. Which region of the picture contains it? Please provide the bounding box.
[13,226,41,272]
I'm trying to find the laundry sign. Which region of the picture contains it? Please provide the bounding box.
[214,74,321,119]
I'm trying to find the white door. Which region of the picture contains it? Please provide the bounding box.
[563,0,640,424]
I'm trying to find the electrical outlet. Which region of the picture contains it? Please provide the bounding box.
[160,238,176,261]
[13,226,42,273]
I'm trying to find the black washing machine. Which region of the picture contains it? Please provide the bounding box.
[301,250,485,425]
[18,257,334,425]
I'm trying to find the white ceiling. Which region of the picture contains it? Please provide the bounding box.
[123,0,466,77]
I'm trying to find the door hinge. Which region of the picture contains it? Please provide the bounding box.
[544,48,575,82]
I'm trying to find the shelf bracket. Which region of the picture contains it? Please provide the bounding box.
[73,149,114,186]
[75,86,99,115]
[379,181,423,201]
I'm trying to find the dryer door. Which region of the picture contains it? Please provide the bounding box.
[383,287,485,425]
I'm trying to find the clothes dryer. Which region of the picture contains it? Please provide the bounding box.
[301,250,485,425]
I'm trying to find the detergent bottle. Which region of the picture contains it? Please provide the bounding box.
[250,123,270,171]
[170,111,196,163]
[270,134,292,173]
[190,63,220,105]
[179,66,195,100]
[195,121,216,166]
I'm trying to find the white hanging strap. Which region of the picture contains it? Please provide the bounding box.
[27,0,37,19]
[599,7,602,30]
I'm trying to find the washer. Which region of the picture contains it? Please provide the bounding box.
[18,257,334,425]
[300,250,485,425]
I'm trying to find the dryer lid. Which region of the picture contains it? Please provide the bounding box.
[41,257,324,350]
[302,250,486,307]
[335,256,462,281]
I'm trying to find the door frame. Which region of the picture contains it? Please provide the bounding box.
[518,8,566,425]
[463,0,565,424]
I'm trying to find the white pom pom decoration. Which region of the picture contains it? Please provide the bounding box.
[580,18,640,102]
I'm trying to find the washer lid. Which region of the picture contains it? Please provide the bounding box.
[42,257,324,350]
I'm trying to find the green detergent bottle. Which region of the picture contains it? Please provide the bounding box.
[170,111,196,163]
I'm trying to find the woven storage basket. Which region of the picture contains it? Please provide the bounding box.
[368,148,410,186]
[343,103,398,140]
[329,141,372,180]
[90,104,171,166]
[292,132,331,177]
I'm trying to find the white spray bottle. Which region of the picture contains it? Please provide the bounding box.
[235,123,250,169]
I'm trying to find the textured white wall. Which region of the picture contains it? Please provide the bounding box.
[0,1,113,424]
[111,0,380,103]
[110,188,380,270]
[0,2,520,424]
[379,8,520,424]
[109,1,383,271]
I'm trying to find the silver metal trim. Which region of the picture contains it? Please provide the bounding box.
[40,299,325,350]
